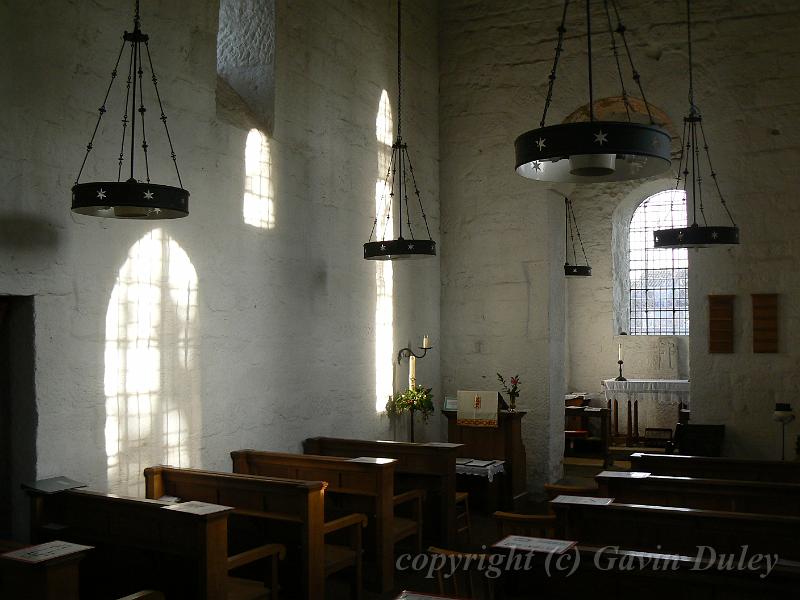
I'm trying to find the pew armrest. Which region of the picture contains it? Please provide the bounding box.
[117,593,165,600]
[323,513,368,535]
[227,543,286,571]
[393,489,426,507]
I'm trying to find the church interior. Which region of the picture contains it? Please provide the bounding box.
[2,0,800,598]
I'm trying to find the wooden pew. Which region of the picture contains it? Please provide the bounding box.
[596,470,800,516]
[144,465,366,600]
[630,452,800,483]
[303,437,462,547]
[1,540,92,600]
[490,541,800,599]
[231,449,423,593]
[25,487,280,600]
[551,496,800,561]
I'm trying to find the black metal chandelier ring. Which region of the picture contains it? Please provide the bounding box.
[515,121,671,183]
[654,224,739,249]
[72,181,188,219]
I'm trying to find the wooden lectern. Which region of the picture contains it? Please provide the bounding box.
[442,410,528,508]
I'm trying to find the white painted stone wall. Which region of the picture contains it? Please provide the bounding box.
[439,2,567,492]
[1,0,441,514]
[438,0,800,471]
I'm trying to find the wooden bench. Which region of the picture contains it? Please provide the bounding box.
[144,465,366,600]
[25,487,281,600]
[597,470,800,516]
[550,496,800,561]
[303,437,462,547]
[491,541,800,598]
[630,452,800,483]
[231,449,423,593]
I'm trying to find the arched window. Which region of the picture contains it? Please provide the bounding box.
[243,129,275,229]
[629,190,689,335]
[104,229,200,496]
[375,91,394,411]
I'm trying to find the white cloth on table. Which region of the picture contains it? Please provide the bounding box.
[602,379,690,433]
[455,459,505,482]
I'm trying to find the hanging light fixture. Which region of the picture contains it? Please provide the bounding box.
[364,0,435,260]
[515,0,671,183]
[71,0,189,219]
[564,197,592,276]
[653,0,738,248]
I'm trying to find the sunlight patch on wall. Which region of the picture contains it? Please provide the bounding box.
[104,228,200,496]
[375,90,395,412]
[243,128,275,229]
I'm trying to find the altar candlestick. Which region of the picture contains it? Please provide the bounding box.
[618,344,622,362]
[409,355,417,389]
[423,335,430,349]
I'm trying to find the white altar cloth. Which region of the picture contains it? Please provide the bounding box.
[602,379,690,433]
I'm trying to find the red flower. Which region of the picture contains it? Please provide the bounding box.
[510,376,520,386]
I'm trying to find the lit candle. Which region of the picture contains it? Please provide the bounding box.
[409,355,417,389]
[618,343,622,362]
[423,335,430,349]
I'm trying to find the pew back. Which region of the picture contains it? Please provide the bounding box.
[597,470,800,516]
[303,437,461,546]
[143,466,326,600]
[231,450,396,591]
[27,489,232,600]
[630,453,800,483]
[551,497,800,561]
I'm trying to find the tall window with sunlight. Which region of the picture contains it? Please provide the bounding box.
[104,229,200,496]
[629,190,689,335]
[243,129,275,229]
[375,91,394,411]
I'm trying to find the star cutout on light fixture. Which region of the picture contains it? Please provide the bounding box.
[532,161,542,172]
[143,190,154,200]
[536,138,546,151]
[593,130,608,145]
[572,267,578,273]
[96,188,106,199]
[655,235,660,243]
[380,244,386,251]
[711,231,719,239]
[651,136,660,148]
[151,208,161,215]
[678,231,685,240]
[408,244,415,250]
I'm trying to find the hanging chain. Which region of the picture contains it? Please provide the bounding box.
[603,0,631,120]
[144,41,184,188]
[540,0,570,127]
[674,119,687,191]
[568,198,590,265]
[610,0,654,123]
[396,0,402,140]
[686,0,696,112]
[75,39,127,184]
[406,148,433,240]
[586,0,595,121]
[136,42,150,183]
[381,147,399,240]
[699,121,735,225]
[117,45,134,182]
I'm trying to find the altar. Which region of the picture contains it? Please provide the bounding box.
[602,379,690,445]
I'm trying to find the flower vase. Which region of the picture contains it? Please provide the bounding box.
[507,393,518,412]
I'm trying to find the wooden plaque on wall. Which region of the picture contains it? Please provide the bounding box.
[752,294,778,353]
[708,295,734,353]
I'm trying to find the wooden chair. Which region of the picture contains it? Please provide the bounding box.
[455,492,471,543]
[427,546,495,600]
[492,511,556,539]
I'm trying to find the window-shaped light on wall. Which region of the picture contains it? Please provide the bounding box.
[629,190,689,336]
[104,228,200,496]
[375,91,394,411]
[243,129,275,229]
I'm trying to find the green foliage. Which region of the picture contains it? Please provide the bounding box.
[386,385,435,423]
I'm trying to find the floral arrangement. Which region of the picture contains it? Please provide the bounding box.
[497,373,521,397]
[386,385,435,422]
